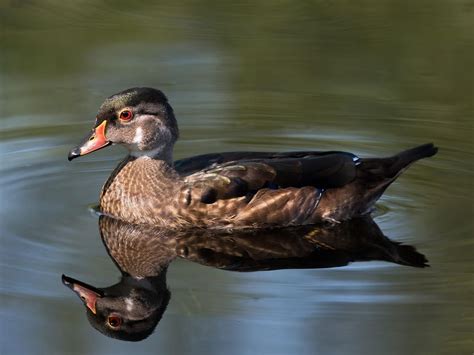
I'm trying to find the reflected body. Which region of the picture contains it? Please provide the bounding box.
[68,88,437,229]
[63,215,427,341]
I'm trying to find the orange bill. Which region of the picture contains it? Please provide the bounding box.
[68,120,111,161]
[62,275,104,314]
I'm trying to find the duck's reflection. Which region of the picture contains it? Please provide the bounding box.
[62,216,427,341]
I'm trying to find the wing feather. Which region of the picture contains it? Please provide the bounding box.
[180,152,357,205]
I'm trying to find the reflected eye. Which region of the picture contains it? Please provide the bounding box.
[107,315,122,328]
[119,110,133,121]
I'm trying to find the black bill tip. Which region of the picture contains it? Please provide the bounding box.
[68,148,81,161]
[61,274,74,288]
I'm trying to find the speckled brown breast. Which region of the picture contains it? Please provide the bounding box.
[100,157,184,226]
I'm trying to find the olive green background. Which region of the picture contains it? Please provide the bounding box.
[1,1,472,354]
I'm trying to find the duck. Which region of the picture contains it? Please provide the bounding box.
[62,215,427,341]
[68,87,438,228]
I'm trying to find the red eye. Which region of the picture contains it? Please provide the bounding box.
[107,315,122,328]
[119,110,133,121]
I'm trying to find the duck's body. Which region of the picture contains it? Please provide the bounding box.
[99,145,436,229]
[69,87,438,229]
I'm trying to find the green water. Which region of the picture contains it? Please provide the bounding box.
[1,1,473,354]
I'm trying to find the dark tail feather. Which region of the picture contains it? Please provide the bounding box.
[387,143,438,178]
[356,143,438,208]
[387,242,429,268]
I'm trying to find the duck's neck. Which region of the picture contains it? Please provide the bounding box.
[129,145,174,165]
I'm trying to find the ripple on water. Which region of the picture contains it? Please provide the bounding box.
[0,128,116,300]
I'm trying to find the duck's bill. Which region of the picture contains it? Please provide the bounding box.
[68,120,111,161]
[62,274,104,314]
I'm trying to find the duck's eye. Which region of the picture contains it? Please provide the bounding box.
[119,110,133,121]
[107,315,122,328]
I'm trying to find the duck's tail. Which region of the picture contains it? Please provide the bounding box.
[386,143,438,178]
[352,143,438,213]
[360,143,438,181]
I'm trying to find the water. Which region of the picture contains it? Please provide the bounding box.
[1,1,473,354]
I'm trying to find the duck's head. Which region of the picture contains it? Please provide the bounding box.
[68,87,178,162]
[62,274,170,342]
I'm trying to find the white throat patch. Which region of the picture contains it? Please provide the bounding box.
[133,127,143,145]
[125,298,134,311]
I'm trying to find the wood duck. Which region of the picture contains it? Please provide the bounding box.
[63,215,427,341]
[68,87,438,228]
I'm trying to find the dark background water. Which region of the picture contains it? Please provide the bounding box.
[1,1,473,354]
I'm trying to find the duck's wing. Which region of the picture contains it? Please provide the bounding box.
[181,152,359,204]
[174,151,358,175]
